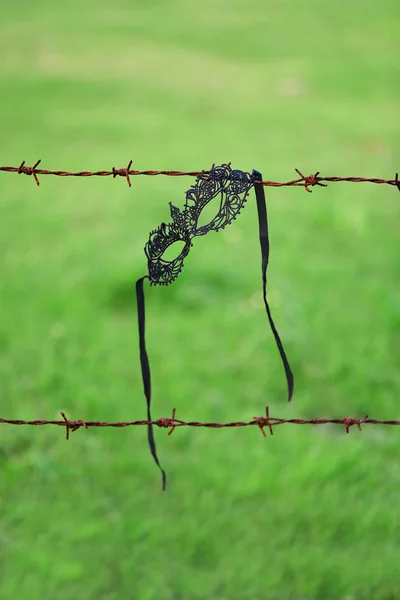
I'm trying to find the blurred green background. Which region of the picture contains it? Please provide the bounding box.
[0,1,399,599]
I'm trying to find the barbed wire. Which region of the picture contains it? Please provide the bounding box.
[1,408,399,440]
[1,160,399,488]
[1,160,399,192]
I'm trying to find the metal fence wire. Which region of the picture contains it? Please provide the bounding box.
[1,159,399,487]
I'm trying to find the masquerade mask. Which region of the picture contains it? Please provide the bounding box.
[136,164,294,489]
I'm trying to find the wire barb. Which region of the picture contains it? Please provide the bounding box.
[294,169,328,193]
[17,159,41,186]
[156,408,178,436]
[112,159,133,187]
[343,415,369,434]
[254,406,275,437]
[60,412,87,440]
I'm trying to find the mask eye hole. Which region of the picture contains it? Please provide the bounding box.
[196,194,222,231]
[160,240,187,262]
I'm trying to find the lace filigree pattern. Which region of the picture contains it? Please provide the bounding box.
[144,221,192,286]
[145,164,254,285]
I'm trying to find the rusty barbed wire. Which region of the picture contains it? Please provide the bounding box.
[0,160,399,192]
[1,407,399,440]
[1,161,399,484]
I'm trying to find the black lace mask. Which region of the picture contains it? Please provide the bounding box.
[136,164,294,489]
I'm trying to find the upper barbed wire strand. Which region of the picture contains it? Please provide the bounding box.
[0,161,399,191]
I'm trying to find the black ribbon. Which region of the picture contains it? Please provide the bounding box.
[135,276,167,490]
[252,170,294,402]
[136,166,294,490]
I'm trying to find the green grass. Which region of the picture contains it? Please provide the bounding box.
[0,1,399,598]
